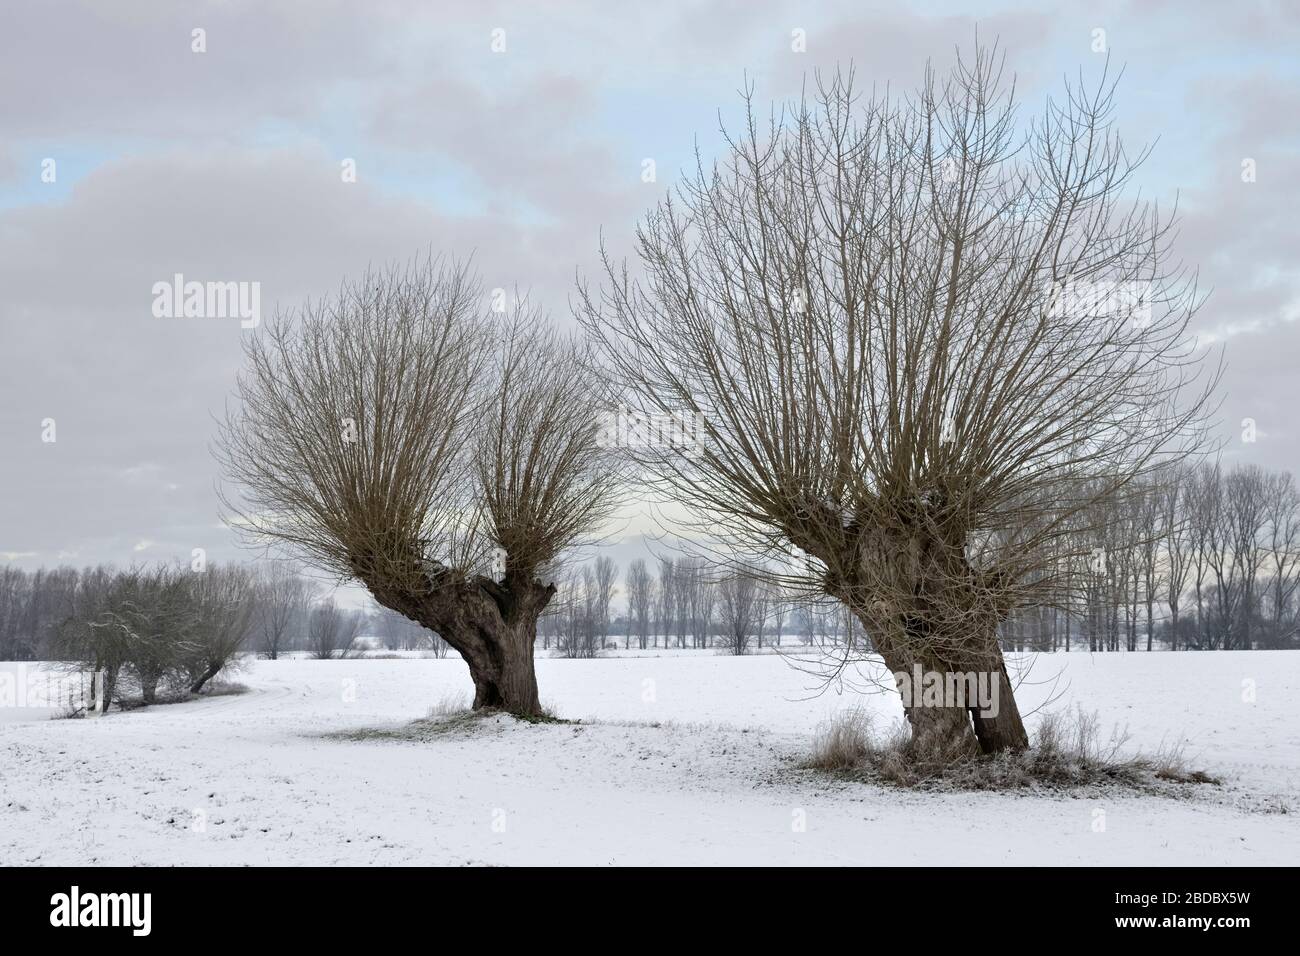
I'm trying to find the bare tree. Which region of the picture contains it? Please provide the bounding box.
[307,599,364,660]
[253,562,314,660]
[654,557,675,649]
[753,580,770,649]
[1261,471,1300,648]
[696,570,717,647]
[1225,465,1268,649]
[626,558,654,650]
[675,557,706,648]
[1135,481,1163,651]
[118,566,194,703]
[1186,464,1219,649]
[718,572,759,655]
[182,563,257,693]
[554,566,600,659]
[592,556,618,650]
[579,49,1218,755]
[217,257,620,715]
[1201,464,1245,649]
[767,582,787,647]
[54,565,170,710]
[1159,465,1194,651]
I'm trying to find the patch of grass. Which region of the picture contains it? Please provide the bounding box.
[802,707,875,770]
[509,707,571,725]
[324,697,573,743]
[800,704,1221,794]
[425,693,471,718]
[326,710,486,743]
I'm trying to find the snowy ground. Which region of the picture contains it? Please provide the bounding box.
[1,651,1296,866]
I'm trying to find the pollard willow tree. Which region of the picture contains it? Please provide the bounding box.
[578,48,1218,756]
[217,257,620,716]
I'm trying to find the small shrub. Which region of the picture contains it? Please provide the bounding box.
[804,708,875,770]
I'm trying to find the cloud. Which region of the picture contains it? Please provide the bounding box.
[1,0,1297,570]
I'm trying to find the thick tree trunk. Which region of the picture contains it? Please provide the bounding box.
[364,567,554,719]
[872,638,980,757]
[140,673,158,705]
[844,602,1030,757]
[465,623,542,715]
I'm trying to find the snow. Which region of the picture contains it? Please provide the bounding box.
[1,651,1296,865]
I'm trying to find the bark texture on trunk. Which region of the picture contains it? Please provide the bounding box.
[365,566,554,718]
[857,614,1029,756]
[831,522,1031,758]
[967,647,1029,753]
[466,632,541,714]
[868,630,979,756]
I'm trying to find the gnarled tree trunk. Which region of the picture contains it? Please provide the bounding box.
[367,568,554,718]
[838,533,1031,759]
[464,624,542,714]
[860,616,1028,756]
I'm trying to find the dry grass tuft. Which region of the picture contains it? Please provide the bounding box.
[801,704,1220,793]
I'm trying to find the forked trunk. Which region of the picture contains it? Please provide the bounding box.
[849,607,1030,757]
[366,569,554,719]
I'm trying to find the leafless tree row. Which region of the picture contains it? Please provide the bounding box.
[539,556,796,656]
[52,563,256,710]
[998,463,1300,652]
[0,560,365,663]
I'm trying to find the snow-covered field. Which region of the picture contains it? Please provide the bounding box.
[1,651,1296,866]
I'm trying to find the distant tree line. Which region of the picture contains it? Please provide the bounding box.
[537,462,1300,657]
[0,560,454,711]
[995,463,1300,652]
[6,460,1293,686]
[540,555,845,656]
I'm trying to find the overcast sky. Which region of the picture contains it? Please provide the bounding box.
[2,0,1298,589]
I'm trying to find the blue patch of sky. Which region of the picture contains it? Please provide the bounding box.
[0,145,116,210]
